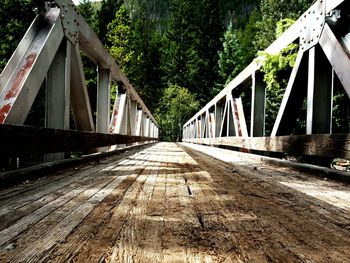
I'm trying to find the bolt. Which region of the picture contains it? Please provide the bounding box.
[65,8,68,12]
[61,14,65,19]
[67,19,70,24]
[62,3,65,7]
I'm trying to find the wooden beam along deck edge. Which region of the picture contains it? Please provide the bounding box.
[0,141,157,190]
[0,124,158,156]
[183,133,350,160]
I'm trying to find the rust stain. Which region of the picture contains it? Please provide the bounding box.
[0,103,11,123]
[0,53,36,123]
[5,53,37,100]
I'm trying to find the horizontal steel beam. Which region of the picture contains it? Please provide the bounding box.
[183,133,350,160]
[0,124,158,155]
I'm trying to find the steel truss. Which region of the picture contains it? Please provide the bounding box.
[183,0,350,161]
[0,0,158,159]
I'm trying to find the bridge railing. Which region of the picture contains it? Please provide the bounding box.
[183,0,350,162]
[0,0,158,165]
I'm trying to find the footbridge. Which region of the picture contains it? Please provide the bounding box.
[0,0,350,262]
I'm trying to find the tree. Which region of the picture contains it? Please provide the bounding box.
[254,0,313,51]
[155,85,199,141]
[161,0,199,92]
[107,4,165,111]
[78,0,96,28]
[194,0,225,103]
[216,25,243,93]
[96,0,123,45]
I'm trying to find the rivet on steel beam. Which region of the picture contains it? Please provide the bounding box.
[61,14,65,19]
[62,3,65,7]
[67,20,70,24]
[65,8,68,12]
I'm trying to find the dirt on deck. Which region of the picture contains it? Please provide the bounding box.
[0,142,350,262]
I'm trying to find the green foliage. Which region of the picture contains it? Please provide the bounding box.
[254,0,313,51]
[107,4,141,74]
[78,0,96,28]
[216,26,242,93]
[258,19,298,134]
[107,4,164,111]
[96,0,123,44]
[333,90,350,133]
[155,85,199,141]
[161,0,224,104]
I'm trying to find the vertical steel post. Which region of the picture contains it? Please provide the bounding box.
[250,72,266,137]
[136,109,143,136]
[96,67,111,152]
[45,39,71,161]
[307,46,333,134]
[215,103,224,137]
[96,67,111,133]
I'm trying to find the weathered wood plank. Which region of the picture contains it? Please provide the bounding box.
[36,152,151,263]
[0,124,157,156]
[5,158,139,262]
[0,158,129,249]
[183,133,350,159]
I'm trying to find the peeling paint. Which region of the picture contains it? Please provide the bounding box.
[0,103,11,123]
[0,53,37,123]
[5,53,37,100]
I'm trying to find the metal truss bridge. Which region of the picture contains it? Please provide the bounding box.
[0,0,350,262]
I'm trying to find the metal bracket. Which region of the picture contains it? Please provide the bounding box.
[300,0,326,51]
[53,0,79,44]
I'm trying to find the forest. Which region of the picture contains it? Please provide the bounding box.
[0,0,348,141]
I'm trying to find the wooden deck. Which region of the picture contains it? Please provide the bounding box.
[1,142,350,262]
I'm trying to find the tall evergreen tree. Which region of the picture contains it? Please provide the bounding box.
[78,0,96,28]
[96,0,123,45]
[194,0,224,103]
[161,0,199,93]
[254,0,313,51]
[216,26,242,93]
